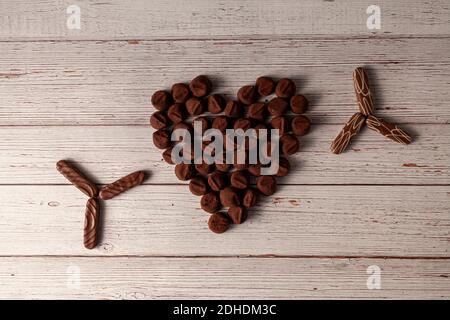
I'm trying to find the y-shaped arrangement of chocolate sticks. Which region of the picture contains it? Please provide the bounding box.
[56,160,146,249]
[331,67,412,154]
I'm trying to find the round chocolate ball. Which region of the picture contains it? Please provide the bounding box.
[189,176,209,196]
[270,116,289,135]
[150,111,170,130]
[201,192,221,214]
[208,171,228,191]
[291,115,311,136]
[162,147,175,165]
[172,121,192,134]
[256,175,277,196]
[275,157,290,177]
[212,116,229,134]
[151,90,172,111]
[167,103,186,124]
[233,118,252,131]
[256,76,275,96]
[185,97,205,116]
[215,163,231,173]
[224,100,243,118]
[242,188,258,207]
[280,134,300,155]
[267,97,288,117]
[189,75,212,98]
[230,170,249,189]
[290,94,309,114]
[207,94,226,114]
[275,78,296,98]
[171,83,190,103]
[174,163,195,181]
[152,129,172,149]
[247,164,262,176]
[247,102,266,121]
[228,206,248,224]
[195,162,215,176]
[219,187,241,207]
[208,213,230,233]
[237,85,257,105]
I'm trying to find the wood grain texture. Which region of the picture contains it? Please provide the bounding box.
[0,257,448,299]
[0,124,448,185]
[0,0,449,40]
[1,38,449,125]
[0,185,448,256]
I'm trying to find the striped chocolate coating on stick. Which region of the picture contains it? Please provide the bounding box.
[366,115,412,145]
[84,198,100,249]
[99,171,145,200]
[331,112,366,154]
[353,67,374,116]
[56,160,98,197]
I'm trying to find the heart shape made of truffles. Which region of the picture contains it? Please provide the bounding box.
[150,75,311,233]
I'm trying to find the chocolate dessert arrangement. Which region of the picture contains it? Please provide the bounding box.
[150,75,312,233]
[331,67,412,154]
[56,160,146,249]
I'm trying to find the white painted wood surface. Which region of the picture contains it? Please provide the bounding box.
[0,0,449,299]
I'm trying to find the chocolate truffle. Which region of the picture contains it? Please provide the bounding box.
[256,175,277,196]
[275,157,290,177]
[150,111,170,130]
[233,118,252,131]
[185,97,205,116]
[189,75,212,98]
[290,94,309,114]
[208,171,228,191]
[189,176,209,196]
[208,213,230,233]
[151,90,172,111]
[171,83,190,103]
[152,129,172,149]
[275,78,296,98]
[224,100,243,118]
[228,206,248,224]
[242,188,258,207]
[280,134,300,155]
[270,116,289,135]
[215,163,231,172]
[193,116,209,134]
[237,85,257,105]
[172,121,192,134]
[247,102,266,121]
[195,162,215,175]
[220,187,241,207]
[291,115,311,136]
[201,192,221,214]
[162,147,175,165]
[267,97,288,116]
[230,170,249,189]
[174,163,195,181]
[167,103,185,124]
[256,76,275,96]
[248,164,262,176]
[212,116,229,134]
[207,94,226,114]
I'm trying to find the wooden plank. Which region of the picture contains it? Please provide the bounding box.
[1,38,449,125]
[0,257,448,299]
[0,0,449,40]
[0,124,448,185]
[0,185,448,256]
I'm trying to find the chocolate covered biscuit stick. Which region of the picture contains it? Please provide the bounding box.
[353,67,375,116]
[331,112,366,154]
[99,171,146,200]
[366,115,412,145]
[56,160,98,197]
[84,198,100,249]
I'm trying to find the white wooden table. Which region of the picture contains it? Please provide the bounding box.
[0,0,449,299]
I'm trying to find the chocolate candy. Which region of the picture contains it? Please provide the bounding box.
[189,176,209,196]
[233,118,252,131]
[219,187,240,207]
[190,75,212,98]
[212,116,229,134]
[99,171,146,200]
[201,192,221,213]
[280,134,300,155]
[151,90,172,111]
[248,164,262,176]
[208,171,228,191]
[150,111,170,130]
[268,97,288,116]
[353,67,374,116]
[207,94,226,114]
[167,103,186,124]
[275,78,296,98]
[153,129,172,149]
[242,188,258,207]
[173,121,193,134]
[237,85,257,105]
[174,163,195,181]
[291,115,311,136]
[256,76,275,96]
[247,102,266,121]
[162,147,175,164]
[84,198,100,249]
[366,115,412,145]
[230,170,249,189]
[195,162,215,175]
[56,160,99,198]
[215,163,231,172]
[256,175,277,196]
[270,116,289,135]
[331,112,366,154]
[171,83,190,103]
[228,206,248,224]
[186,97,205,116]
[275,157,290,177]
[290,94,308,114]
[224,100,243,118]
[208,213,230,233]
